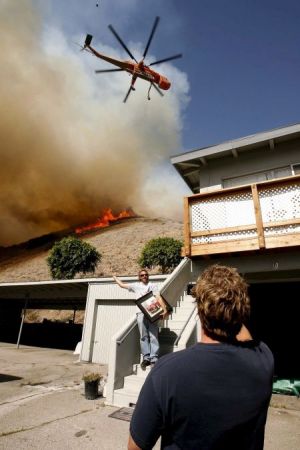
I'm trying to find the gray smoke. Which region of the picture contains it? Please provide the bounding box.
[0,0,189,246]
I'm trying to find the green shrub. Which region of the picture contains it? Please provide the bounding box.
[138,237,183,274]
[47,236,101,280]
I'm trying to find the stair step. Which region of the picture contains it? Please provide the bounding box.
[132,364,153,375]
[113,388,140,408]
[177,296,194,301]
[164,320,186,328]
[124,374,151,390]
[166,328,183,333]
[174,304,195,311]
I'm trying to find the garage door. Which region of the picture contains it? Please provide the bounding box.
[91,300,136,364]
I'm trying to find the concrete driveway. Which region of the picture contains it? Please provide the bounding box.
[0,343,299,449]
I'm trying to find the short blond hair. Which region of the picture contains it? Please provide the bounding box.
[138,269,149,278]
[193,265,250,341]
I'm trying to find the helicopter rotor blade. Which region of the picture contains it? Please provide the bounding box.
[143,16,160,59]
[149,53,182,66]
[95,68,125,73]
[108,24,138,63]
[72,41,86,52]
[152,83,164,97]
[123,85,134,103]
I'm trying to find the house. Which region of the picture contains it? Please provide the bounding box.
[105,123,300,406]
[171,122,300,193]
[171,122,300,379]
[1,123,299,407]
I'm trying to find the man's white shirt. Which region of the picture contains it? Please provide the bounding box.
[128,282,159,313]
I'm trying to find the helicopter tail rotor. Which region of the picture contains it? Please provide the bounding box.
[84,34,93,48]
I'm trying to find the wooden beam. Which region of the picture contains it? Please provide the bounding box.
[265,233,300,249]
[184,168,201,177]
[178,162,201,168]
[263,217,300,229]
[231,148,238,158]
[183,197,191,256]
[269,139,275,150]
[191,223,256,238]
[191,238,259,256]
[251,184,265,249]
[256,174,300,189]
[200,157,207,166]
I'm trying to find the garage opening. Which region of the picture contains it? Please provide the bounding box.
[0,279,89,351]
[0,306,84,351]
[248,281,300,378]
[21,309,84,350]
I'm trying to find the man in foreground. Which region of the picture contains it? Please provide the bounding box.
[128,264,274,450]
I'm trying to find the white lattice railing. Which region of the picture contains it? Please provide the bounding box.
[183,175,300,257]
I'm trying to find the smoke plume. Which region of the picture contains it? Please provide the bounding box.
[0,0,189,246]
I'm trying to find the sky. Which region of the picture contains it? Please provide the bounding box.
[38,0,300,151]
[1,0,300,246]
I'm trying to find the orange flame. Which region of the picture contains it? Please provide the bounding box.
[75,208,136,234]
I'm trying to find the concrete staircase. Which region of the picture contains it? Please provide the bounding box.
[112,363,152,407]
[112,294,196,407]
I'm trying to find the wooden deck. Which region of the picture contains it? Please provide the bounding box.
[183,175,300,257]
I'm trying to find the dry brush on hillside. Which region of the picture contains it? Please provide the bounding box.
[0,217,183,283]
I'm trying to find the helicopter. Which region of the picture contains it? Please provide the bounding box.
[83,16,182,103]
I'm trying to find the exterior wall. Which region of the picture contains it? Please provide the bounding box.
[190,249,300,283]
[198,139,300,192]
[81,277,165,364]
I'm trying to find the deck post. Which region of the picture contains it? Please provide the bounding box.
[251,184,266,249]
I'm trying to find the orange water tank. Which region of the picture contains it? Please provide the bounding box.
[158,76,171,90]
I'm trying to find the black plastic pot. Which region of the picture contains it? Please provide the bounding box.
[84,379,99,400]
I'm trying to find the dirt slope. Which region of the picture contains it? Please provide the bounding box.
[0,217,183,283]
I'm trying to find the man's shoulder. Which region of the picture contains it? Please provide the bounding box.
[152,341,273,374]
[257,340,274,363]
[152,346,197,372]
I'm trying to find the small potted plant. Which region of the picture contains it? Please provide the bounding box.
[82,372,102,400]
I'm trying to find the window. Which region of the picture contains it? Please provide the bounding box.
[223,166,292,188]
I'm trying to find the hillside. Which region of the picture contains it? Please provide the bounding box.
[0,217,184,283]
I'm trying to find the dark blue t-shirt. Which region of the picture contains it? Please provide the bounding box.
[130,341,274,450]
